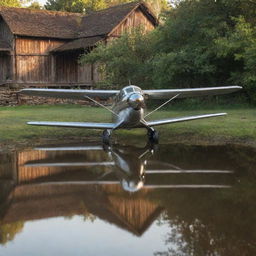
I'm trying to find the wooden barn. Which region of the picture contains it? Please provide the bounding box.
[0,1,157,88]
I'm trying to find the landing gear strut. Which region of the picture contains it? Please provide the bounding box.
[102,129,112,145]
[147,128,159,144]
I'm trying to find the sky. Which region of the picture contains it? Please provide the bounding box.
[38,0,47,5]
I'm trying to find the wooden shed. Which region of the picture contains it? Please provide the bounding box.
[0,1,157,88]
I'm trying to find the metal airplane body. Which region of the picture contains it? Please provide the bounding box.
[20,85,242,143]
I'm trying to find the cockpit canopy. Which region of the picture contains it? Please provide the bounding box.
[120,86,142,97]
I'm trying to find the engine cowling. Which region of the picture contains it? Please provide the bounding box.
[128,93,145,110]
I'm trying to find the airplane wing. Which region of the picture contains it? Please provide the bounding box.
[27,121,115,129]
[19,88,119,100]
[146,113,226,127]
[24,161,114,167]
[23,181,230,189]
[143,86,242,99]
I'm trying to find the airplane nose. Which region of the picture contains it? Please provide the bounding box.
[128,93,145,110]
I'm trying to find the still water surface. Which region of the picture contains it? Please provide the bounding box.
[0,142,255,256]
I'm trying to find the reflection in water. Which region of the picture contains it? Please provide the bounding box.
[0,143,255,255]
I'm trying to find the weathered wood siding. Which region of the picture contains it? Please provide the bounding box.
[55,52,93,84]
[0,54,11,82]
[110,8,155,38]
[15,38,93,85]
[0,17,13,44]
[78,63,92,83]
[56,53,78,83]
[15,38,65,83]
[0,18,12,83]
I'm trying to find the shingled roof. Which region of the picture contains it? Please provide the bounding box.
[0,6,83,39]
[0,1,157,37]
[0,2,157,51]
[52,1,157,52]
[52,36,103,53]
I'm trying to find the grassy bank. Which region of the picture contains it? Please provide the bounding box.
[0,105,255,148]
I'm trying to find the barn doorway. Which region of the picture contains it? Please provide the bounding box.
[0,52,11,84]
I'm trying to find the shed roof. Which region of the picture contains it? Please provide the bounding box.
[78,1,142,38]
[52,36,103,53]
[0,6,83,39]
[0,1,157,41]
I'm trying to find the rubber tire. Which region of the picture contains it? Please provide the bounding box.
[102,129,111,145]
[148,129,159,144]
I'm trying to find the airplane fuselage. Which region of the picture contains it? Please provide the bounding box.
[112,85,146,129]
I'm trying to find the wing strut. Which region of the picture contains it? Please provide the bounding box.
[83,95,119,117]
[144,94,180,118]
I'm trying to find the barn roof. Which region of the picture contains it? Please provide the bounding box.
[0,7,83,39]
[52,1,157,52]
[52,36,103,53]
[0,1,157,41]
[77,1,157,38]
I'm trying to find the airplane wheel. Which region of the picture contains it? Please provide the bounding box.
[102,129,111,145]
[147,129,159,144]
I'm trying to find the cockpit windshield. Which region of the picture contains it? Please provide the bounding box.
[123,86,142,95]
[125,87,134,94]
[116,86,142,101]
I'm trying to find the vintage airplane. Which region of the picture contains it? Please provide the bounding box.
[20,85,242,144]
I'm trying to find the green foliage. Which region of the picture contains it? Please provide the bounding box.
[80,28,156,88]
[27,1,42,9]
[0,0,21,7]
[215,16,256,103]
[44,0,169,16]
[80,0,256,104]
[0,221,24,245]
[45,0,107,13]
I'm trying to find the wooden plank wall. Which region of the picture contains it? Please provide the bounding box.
[55,52,93,84]
[0,54,11,82]
[55,52,78,83]
[78,63,92,84]
[15,38,93,85]
[0,18,13,82]
[0,18,13,44]
[15,38,64,83]
[110,8,155,37]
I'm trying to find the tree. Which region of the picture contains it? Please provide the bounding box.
[0,221,24,245]
[45,0,169,16]
[80,0,256,104]
[105,0,169,17]
[0,0,21,7]
[152,0,256,101]
[45,0,107,13]
[28,1,43,9]
[215,16,256,103]
[80,28,155,88]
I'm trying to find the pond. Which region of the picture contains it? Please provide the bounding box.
[0,142,255,256]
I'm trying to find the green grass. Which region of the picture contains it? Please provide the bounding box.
[0,105,255,146]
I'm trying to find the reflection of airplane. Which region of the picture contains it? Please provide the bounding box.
[20,85,242,143]
[25,144,233,192]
